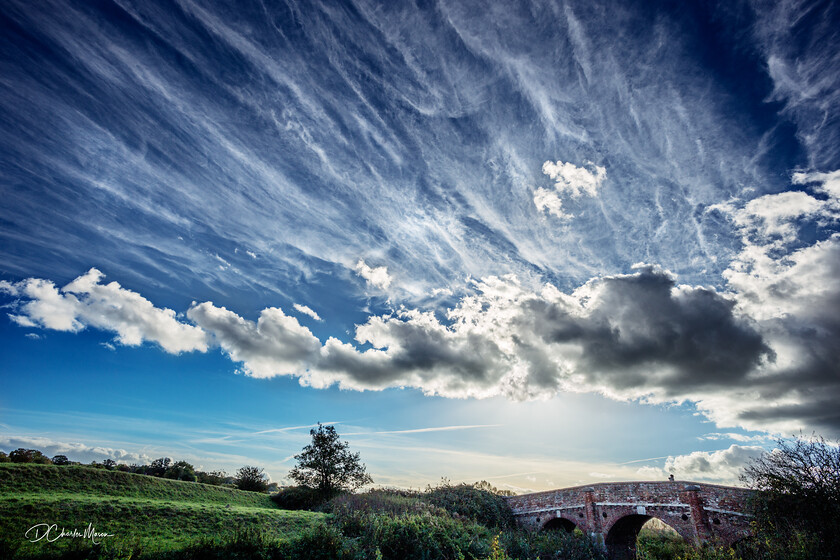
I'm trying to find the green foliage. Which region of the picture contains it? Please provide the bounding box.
[0,464,275,507]
[9,448,52,464]
[0,463,617,560]
[234,465,269,492]
[148,457,172,477]
[51,455,71,466]
[423,480,517,530]
[272,486,332,511]
[162,461,197,482]
[333,508,493,560]
[195,470,229,486]
[0,464,324,557]
[323,488,432,516]
[635,531,692,560]
[281,522,360,560]
[288,424,372,493]
[500,528,606,560]
[0,451,10,463]
[741,434,840,559]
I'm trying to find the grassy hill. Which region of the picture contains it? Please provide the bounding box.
[0,464,324,557]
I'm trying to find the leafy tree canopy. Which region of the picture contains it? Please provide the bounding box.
[289,423,372,494]
[235,465,269,492]
[8,448,52,464]
[51,454,71,465]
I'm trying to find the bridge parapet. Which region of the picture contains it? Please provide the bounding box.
[507,481,753,558]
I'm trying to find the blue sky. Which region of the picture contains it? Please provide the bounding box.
[1,0,839,491]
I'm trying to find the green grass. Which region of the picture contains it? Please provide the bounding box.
[0,464,325,557]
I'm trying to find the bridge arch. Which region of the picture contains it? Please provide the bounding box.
[506,481,754,555]
[604,515,690,559]
[542,516,577,533]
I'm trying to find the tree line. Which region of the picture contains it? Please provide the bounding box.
[3,427,837,559]
[0,448,273,493]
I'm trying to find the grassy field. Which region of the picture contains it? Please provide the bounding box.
[0,464,325,557]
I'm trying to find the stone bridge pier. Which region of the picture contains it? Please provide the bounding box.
[506,481,753,559]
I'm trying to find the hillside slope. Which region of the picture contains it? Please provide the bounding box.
[0,464,324,556]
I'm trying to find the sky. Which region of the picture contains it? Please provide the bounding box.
[1,0,839,492]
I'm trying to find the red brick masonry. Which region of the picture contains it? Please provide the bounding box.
[506,481,753,555]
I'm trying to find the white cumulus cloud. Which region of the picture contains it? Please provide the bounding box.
[664,445,765,485]
[355,259,392,290]
[5,171,840,436]
[3,269,208,353]
[0,435,153,465]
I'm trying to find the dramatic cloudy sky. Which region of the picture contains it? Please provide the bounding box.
[1,0,838,490]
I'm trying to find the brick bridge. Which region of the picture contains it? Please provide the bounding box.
[506,481,753,558]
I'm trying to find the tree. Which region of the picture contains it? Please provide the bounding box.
[235,465,269,492]
[51,455,71,465]
[741,434,840,558]
[197,470,229,486]
[149,457,172,477]
[9,448,52,464]
[289,423,372,495]
[164,460,197,482]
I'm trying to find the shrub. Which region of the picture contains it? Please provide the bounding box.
[280,522,360,560]
[271,485,332,510]
[334,509,492,560]
[8,448,52,464]
[423,481,517,530]
[635,531,692,560]
[742,434,840,559]
[51,454,71,465]
[234,465,269,492]
[322,488,432,516]
[500,528,607,560]
[196,470,229,486]
[164,460,198,482]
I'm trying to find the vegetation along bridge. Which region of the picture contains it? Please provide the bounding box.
[506,481,753,558]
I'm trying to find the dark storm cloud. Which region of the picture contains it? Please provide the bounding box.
[525,266,773,391]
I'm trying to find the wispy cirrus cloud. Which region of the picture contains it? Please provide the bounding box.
[5,167,840,436]
[345,424,501,436]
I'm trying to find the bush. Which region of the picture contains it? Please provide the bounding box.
[196,470,229,486]
[51,454,71,465]
[322,488,433,516]
[742,434,840,559]
[334,509,492,560]
[164,461,198,482]
[423,481,516,530]
[500,528,606,560]
[271,485,332,510]
[635,531,692,560]
[234,465,269,492]
[280,522,360,560]
[8,448,52,464]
